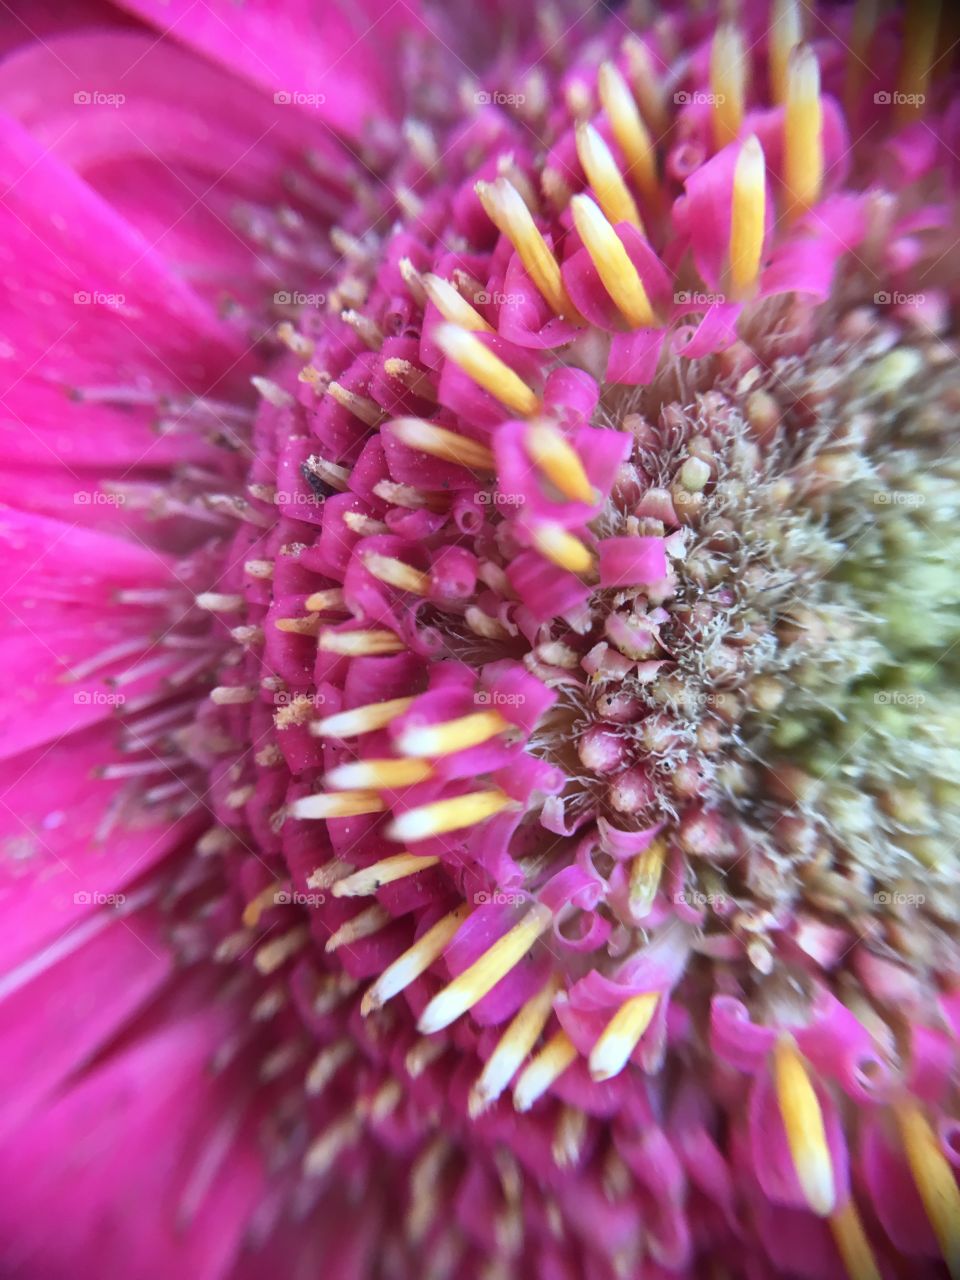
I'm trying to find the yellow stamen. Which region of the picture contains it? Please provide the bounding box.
[769,0,804,105]
[388,417,496,471]
[896,1101,960,1278]
[274,615,320,636]
[422,273,493,331]
[526,420,596,503]
[570,194,656,328]
[434,324,541,417]
[418,903,552,1034]
[360,904,469,1014]
[711,24,746,148]
[305,1039,354,1095]
[324,758,433,790]
[597,61,658,201]
[242,881,288,928]
[628,836,666,919]
[622,36,668,134]
[531,521,595,575]
[896,0,941,125]
[553,1105,588,1168]
[469,976,560,1114]
[332,853,440,897]
[303,588,347,614]
[312,696,414,738]
[773,1034,836,1216]
[254,925,309,975]
[575,122,643,231]
[829,1200,882,1280]
[342,511,389,536]
[244,558,273,579]
[784,45,824,217]
[327,380,381,427]
[513,1030,578,1112]
[475,177,579,319]
[728,135,767,299]
[589,993,659,1081]
[210,685,256,705]
[287,790,385,820]
[196,591,244,612]
[396,709,512,758]
[325,903,390,953]
[317,629,405,656]
[303,1117,360,1177]
[387,789,515,843]
[361,551,431,596]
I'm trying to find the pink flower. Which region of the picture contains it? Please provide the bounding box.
[1,2,959,1278]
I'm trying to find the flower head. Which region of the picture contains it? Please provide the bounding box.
[1,2,959,1278]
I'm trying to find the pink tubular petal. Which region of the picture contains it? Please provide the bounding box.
[598,536,667,588]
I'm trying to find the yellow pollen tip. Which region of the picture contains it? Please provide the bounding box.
[325,903,390,953]
[287,790,386,820]
[896,1101,960,1278]
[784,44,824,218]
[317,629,405,656]
[311,696,414,738]
[728,135,767,299]
[569,194,656,329]
[361,551,431,596]
[387,789,515,843]
[531,520,595,575]
[769,0,804,105]
[475,177,580,320]
[332,853,439,897]
[513,1030,578,1112]
[395,709,512,758]
[711,23,746,148]
[526,420,596,503]
[773,1035,836,1217]
[422,272,494,331]
[829,1200,883,1280]
[588,992,659,1081]
[628,836,666,919]
[575,122,643,232]
[597,61,658,201]
[434,324,541,417]
[324,758,434,790]
[418,903,552,1034]
[470,976,560,1113]
[360,904,469,1014]
[387,416,495,472]
[303,588,347,614]
[241,881,288,928]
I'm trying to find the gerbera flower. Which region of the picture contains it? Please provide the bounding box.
[1,1,958,1277]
